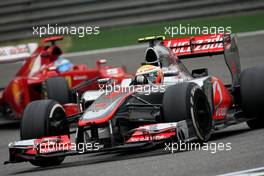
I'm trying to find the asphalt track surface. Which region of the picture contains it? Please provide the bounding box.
[0,34,264,176]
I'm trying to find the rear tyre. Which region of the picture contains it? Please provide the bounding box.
[20,100,69,166]
[43,77,71,104]
[162,82,212,142]
[240,66,264,129]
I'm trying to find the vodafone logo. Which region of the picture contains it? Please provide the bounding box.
[213,80,223,109]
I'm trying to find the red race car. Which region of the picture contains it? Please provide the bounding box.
[0,36,130,120]
[5,34,264,167]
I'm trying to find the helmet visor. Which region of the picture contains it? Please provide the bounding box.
[144,71,158,84]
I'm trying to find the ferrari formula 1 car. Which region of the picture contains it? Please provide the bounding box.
[5,33,264,166]
[0,36,129,120]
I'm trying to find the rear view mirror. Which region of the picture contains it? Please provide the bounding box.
[97,78,113,85]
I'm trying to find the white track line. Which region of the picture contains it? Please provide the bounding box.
[64,30,264,58]
[237,30,264,37]
[217,166,264,176]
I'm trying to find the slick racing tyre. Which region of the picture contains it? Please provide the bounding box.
[42,77,71,104]
[240,66,264,129]
[20,100,69,166]
[162,82,212,142]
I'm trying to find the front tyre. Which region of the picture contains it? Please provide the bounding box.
[20,100,69,166]
[162,82,212,142]
[42,77,71,104]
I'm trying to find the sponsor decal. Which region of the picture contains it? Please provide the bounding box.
[106,68,119,75]
[215,107,228,117]
[213,80,223,109]
[73,75,87,80]
[164,34,224,54]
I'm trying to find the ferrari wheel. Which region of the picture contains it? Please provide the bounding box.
[20,100,69,166]
[42,77,71,104]
[240,66,264,129]
[162,82,212,142]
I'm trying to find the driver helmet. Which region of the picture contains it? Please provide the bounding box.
[135,65,163,84]
[54,56,73,73]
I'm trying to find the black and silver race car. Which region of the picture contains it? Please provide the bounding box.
[5,33,264,167]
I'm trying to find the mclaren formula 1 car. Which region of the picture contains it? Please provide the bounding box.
[0,36,129,120]
[5,33,264,166]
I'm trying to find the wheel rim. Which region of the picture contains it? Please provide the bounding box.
[48,104,69,136]
[192,94,212,141]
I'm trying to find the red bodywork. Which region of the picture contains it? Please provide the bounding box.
[164,33,235,122]
[0,36,130,119]
[211,76,233,120]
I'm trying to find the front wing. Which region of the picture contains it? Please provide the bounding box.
[5,120,196,164]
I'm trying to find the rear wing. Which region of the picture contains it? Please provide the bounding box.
[0,43,38,64]
[42,36,63,46]
[0,36,62,64]
[163,33,241,88]
[163,34,228,59]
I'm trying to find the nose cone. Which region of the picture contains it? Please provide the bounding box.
[78,91,132,126]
